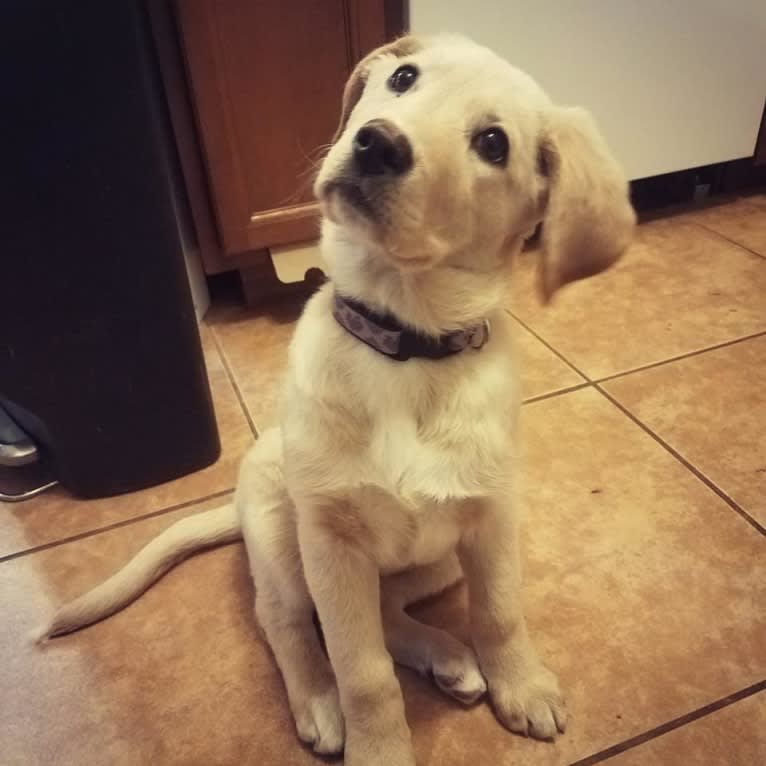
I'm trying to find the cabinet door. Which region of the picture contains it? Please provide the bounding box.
[176,0,391,255]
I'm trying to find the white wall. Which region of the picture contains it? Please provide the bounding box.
[410,1,766,180]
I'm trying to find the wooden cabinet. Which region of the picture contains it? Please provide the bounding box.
[174,0,401,257]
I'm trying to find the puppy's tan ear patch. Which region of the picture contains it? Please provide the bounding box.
[332,35,422,143]
[538,107,636,302]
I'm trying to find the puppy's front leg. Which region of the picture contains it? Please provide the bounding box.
[298,501,415,766]
[459,498,567,740]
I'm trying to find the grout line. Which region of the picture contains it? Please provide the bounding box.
[692,220,766,262]
[508,310,592,381]
[207,324,259,439]
[568,680,766,766]
[595,385,766,537]
[596,330,766,384]
[509,306,765,532]
[523,382,592,405]
[0,487,235,565]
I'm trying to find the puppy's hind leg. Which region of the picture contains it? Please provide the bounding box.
[255,571,344,756]
[381,554,487,705]
[237,433,344,756]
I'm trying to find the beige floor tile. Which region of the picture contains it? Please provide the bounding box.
[0,495,310,766]
[3,388,764,766]
[603,335,766,528]
[0,326,253,559]
[511,319,585,400]
[405,388,765,764]
[683,194,766,257]
[606,690,766,766]
[207,298,304,433]
[510,217,766,379]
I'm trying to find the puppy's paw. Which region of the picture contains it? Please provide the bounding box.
[292,686,345,756]
[344,727,416,766]
[488,660,567,740]
[431,644,487,705]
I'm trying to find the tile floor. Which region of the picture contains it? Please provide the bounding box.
[2,194,765,765]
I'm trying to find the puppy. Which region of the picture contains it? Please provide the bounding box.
[41,34,635,766]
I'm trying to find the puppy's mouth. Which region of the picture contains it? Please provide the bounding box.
[322,179,377,219]
[320,171,437,271]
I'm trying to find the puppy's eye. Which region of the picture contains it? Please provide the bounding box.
[388,64,418,94]
[472,128,509,166]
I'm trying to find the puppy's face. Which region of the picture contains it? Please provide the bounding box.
[316,36,548,273]
[315,35,636,300]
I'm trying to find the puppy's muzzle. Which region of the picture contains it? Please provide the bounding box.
[353,120,413,176]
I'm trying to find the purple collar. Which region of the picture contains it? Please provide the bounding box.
[332,293,490,362]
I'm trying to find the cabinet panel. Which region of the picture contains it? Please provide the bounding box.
[177,0,390,254]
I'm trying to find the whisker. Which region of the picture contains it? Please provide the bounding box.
[272,139,334,208]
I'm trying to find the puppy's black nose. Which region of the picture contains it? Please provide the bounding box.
[353,120,413,176]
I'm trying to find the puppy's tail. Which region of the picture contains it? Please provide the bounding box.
[37,503,241,641]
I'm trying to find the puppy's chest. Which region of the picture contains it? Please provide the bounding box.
[366,410,497,497]
[288,376,515,502]
[356,376,515,501]
[284,304,519,501]
[347,487,465,573]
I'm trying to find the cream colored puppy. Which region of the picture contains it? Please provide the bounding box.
[42,35,635,766]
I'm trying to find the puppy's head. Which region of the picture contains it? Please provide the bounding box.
[315,35,635,301]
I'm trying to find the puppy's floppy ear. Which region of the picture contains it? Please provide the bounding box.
[537,107,636,302]
[332,35,422,143]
